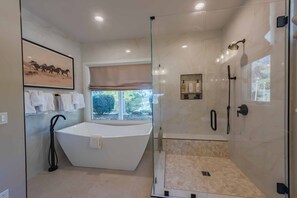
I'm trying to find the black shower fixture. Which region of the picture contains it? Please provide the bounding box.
[228,39,246,50]
[48,114,66,172]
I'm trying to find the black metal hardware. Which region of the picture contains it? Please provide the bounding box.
[48,114,66,172]
[191,194,196,198]
[164,191,169,196]
[237,104,248,117]
[227,65,236,134]
[150,16,155,20]
[201,171,211,176]
[277,16,288,28]
[277,183,289,194]
[228,65,237,80]
[210,109,217,131]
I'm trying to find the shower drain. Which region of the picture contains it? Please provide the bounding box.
[201,171,211,176]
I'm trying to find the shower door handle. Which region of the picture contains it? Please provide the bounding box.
[210,110,217,131]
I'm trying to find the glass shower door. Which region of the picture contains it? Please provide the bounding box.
[151,1,289,198]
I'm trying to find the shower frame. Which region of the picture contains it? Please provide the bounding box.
[150,0,293,197]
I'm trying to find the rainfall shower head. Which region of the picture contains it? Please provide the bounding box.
[228,39,246,50]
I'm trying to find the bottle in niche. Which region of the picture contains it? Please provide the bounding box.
[188,82,194,93]
[196,80,201,93]
[181,80,187,93]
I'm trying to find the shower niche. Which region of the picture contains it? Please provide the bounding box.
[180,74,202,100]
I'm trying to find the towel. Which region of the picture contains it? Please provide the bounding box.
[57,96,63,111]
[39,93,55,112]
[89,136,103,149]
[24,92,36,114]
[71,92,80,106]
[29,90,44,107]
[60,94,74,111]
[75,94,85,109]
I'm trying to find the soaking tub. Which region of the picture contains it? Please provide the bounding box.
[56,122,152,171]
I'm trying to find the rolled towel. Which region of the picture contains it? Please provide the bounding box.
[24,92,36,114]
[89,135,103,149]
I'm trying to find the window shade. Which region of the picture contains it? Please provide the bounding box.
[89,64,152,90]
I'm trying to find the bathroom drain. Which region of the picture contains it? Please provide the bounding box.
[201,171,211,176]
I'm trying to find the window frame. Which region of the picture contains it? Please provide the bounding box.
[91,89,153,123]
[84,59,152,125]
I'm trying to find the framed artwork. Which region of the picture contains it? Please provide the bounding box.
[22,39,74,90]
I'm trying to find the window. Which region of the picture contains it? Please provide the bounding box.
[251,55,271,102]
[92,89,152,121]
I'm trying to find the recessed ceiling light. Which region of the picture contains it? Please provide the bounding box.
[94,16,104,22]
[125,49,131,53]
[182,45,188,48]
[27,56,32,59]
[195,2,205,10]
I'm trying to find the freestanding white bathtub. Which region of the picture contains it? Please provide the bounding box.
[56,122,152,171]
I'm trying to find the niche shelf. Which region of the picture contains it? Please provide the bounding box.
[180,74,203,100]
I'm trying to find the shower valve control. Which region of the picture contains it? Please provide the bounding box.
[237,104,248,117]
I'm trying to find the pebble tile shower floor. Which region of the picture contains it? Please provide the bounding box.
[165,154,265,198]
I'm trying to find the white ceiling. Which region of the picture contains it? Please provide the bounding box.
[22,0,248,43]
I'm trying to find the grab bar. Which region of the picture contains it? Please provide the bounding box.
[210,110,217,131]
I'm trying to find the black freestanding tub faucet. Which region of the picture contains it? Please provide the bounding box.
[48,114,66,172]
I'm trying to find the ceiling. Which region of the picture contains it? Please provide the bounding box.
[22,0,249,43]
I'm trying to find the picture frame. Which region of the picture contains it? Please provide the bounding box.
[22,39,75,90]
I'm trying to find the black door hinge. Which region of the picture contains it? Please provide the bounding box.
[277,16,288,28]
[277,183,289,194]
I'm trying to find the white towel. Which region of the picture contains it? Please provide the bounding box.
[24,92,36,114]
[60,94,74,111]
[39,93,55,112]
[89,136,103,149]
[71,92,80,106]
[57,96,63,111]
[75,94,85,109]
[29,90,44,107]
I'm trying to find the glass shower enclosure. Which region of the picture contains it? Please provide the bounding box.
[151,0,289,197]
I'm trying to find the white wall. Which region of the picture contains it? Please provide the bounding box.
[222,1,287,197]
[152,30,228,137]
[82,38,151,123]
[22,9,84,179]
[0,0,26,197]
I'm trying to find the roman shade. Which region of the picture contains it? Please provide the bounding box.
[89,64,152,90]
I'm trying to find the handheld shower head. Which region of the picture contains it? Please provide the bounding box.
[228,39,246,50]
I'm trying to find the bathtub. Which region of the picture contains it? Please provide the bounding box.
[56,122,152,171]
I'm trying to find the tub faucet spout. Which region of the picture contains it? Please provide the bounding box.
[48,114,66,172]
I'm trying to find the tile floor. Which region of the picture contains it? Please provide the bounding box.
[165,154,265,198]
[28,152,153,198]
